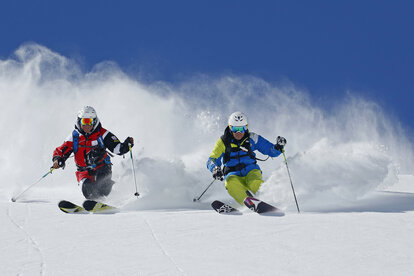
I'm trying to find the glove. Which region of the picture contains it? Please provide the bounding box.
[274,136,287,152]
[52,156,66,169]
[123,137,134,148]
[212,166,224,181]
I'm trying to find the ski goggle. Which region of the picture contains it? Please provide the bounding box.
[230,125,247,133]
[80,118,94,126]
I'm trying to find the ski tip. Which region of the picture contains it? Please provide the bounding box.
[58,200,89,214]
[211,200,222,208]
[58,200,78,209]
[211,200,241,215]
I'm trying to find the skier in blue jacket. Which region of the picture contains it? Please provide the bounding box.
[207,111,286,205]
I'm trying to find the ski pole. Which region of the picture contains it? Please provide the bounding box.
[193,179,216,202]
[129,145,139,197]
[11,168,55,202]
[282,150,300,213]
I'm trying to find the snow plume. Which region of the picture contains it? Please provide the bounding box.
[0,43,413,212]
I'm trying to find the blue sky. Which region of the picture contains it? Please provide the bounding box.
[1,0,413,136]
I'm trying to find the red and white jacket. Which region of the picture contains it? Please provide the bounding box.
[53,123,130,182]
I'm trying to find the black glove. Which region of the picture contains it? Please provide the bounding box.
[118,137,134,155]
[53,156,66,169]
[274,136,287,152]
[212,166,224,181]
[123,137,134,148]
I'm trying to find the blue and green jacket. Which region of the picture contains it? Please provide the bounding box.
[207,127,281,178]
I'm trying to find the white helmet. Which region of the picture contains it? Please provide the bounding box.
[76,106,100,131]
[78,106,97,119]
[228,111,248,127]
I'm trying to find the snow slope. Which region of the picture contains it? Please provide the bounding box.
[1,44,414,275]
[2,179,414,275]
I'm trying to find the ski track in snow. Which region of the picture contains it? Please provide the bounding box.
[143,215,186,275]
[6,204,45,276]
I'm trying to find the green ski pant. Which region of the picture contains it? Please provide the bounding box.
[225,169,264,205]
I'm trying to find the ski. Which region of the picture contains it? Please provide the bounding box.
[211,200,241,214]
[58,200,118,214]
[58,200,89,214]
[244,196,284,216]
[83,200,118,214]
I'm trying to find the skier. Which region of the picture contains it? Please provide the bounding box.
[206,111,286,205]
[52,106,134,200]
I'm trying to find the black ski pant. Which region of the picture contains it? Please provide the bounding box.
[81,165,114,200]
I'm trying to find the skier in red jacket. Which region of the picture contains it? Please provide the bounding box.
[52,106,134,199]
